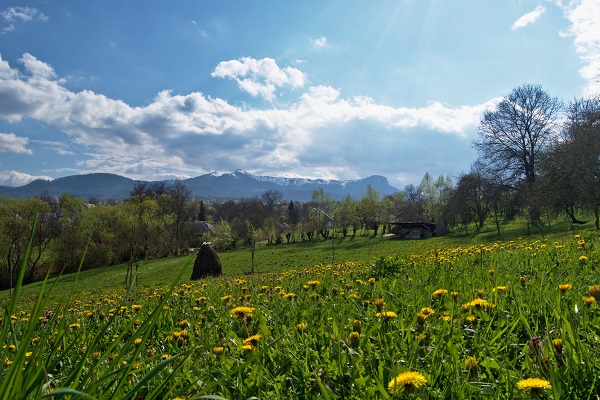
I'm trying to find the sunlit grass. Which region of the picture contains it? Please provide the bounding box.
[1,220,599,398]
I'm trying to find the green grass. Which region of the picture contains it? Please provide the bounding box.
[2,218,586,302]
[1,216,599,398]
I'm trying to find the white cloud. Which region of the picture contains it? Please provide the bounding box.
[559,0,600,95]
[0,53,498,186]
[512,5,546,30]
[312,36,327,47]
[0,132,31,154]
[1,6,47,34]
[211,57,307,101]
[0,170,52,187]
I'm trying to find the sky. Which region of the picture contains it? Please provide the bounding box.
[0,1,598,190]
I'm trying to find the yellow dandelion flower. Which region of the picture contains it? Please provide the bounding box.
[494,286,507,292]
[132,304,142,311]
[465,356,478,370]
[468,298,490,309]
[349,331,360,347]
[179,320,190,329]
[420,307,435,316]
[376,311,397,319]
[133,338,142,346]
[579,255,588,263]
[353,319,362,333]
[284,293,296,300]
[432,289,448,297]
[296,322,307,332]
[241,344,253,351]
[230,306,255,318]
[552,339,563,353]
[516,378,552,391]
[465,314,477,324]
[243,334,262,346]
[213,346,224,356]
[374,298,385,311]
[387,371,427,394]
[348,293,359,300]
[558,283,572,293]
[307,280,320,287]
[589,285,600,300]
[583,296,596,306]
[416,312,429,324]
[69,323,80,330]
[160,353,169,361]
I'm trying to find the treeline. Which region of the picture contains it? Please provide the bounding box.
[0,84,598,289]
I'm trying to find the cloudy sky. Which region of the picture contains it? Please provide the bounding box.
[0,1,598,189]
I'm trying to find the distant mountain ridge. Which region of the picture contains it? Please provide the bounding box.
[0,170,400,202]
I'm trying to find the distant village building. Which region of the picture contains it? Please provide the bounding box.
[386,222,447,239]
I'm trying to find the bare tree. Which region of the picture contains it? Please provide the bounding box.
[474,84,562,224]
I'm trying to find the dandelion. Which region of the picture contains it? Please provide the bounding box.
[583,296,596,306]
[558,283,572,293]
[69,323,80,330]
[376,311,397,319]
[432,289,448,297]
[450,291,458,299]
[493,286,507,293]
[241,344,253,351]
[349,331,360,348]
[161,354,169,361]
[579,255,588,263]
[179,320,190,329]
[416,312,429,324]
[307,280,320,288]
[230,306,255,319]
[368,278,376,284]
[589,285,600,301]
[353,319,362,333]
[213,347,224,356]
[552,339,563,354]
[468,298,490,309]
[132,304,142,311]
[374,298,385,311]
[221,295,234,302]
[488,269,495,276]
[516,378,552,392]
[296,322,307,332]
[284,293,296,300]
[387,371,427,394]
[420,307,435,316]
[465,356,478,371]
[243,334,262,346]
[133,338,142,346]
[465,315,477,325]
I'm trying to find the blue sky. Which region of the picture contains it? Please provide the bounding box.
[0,1,598,190]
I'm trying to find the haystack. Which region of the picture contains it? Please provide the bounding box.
[190,242,222,280]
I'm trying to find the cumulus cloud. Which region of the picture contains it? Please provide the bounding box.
[0,170,52,187]
[211,57,307,101]
[0,53,497,186]
[0,132,31,154]
[559,0,600,95]
[512,5,546,30]
[312,36,327,47]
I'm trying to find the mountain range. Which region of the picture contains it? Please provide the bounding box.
[0,170,400,202]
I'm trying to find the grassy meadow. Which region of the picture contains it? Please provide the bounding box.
[1,220,600,399]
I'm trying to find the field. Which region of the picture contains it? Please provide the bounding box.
[1,223,600,399]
